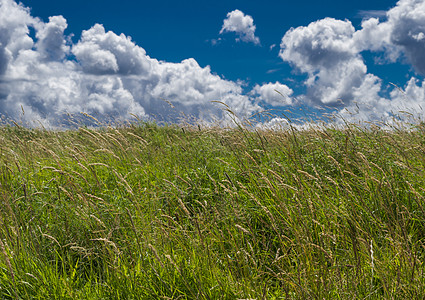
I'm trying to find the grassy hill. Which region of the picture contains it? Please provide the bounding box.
[0,120,424,299]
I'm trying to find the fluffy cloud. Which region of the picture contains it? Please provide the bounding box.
[278,0,425,123]
[362,0,425,74]
[147,58,259,120]
[0,0,37,75]
[72,24,152,75]
[350,0,425,74]
[0,0,260,127]
[280,18,357,72]
[0,0,145,125]
[279,18,376,105]
[220,9,260,44]
[36,16,69,61]
[251,82,294,106]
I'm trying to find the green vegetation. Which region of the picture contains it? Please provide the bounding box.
[0,120,425,299]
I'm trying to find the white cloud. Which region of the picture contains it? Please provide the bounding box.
[381,0,425,74]
[353,0,425,74]
[278,0,425,123]
[280,18,357,73]
[220,9,260,45]
[279,18,376,105]
[251,82,294,106]
[0,0,37,75]
[137,57,261,122]
[72,24,152,75]
[353,18,390,53]
[36,16,69,61]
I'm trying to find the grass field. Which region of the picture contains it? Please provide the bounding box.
[0,118,424,299]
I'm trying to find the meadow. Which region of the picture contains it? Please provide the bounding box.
[0,117,424,299]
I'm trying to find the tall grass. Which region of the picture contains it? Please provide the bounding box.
[0,119,424,299]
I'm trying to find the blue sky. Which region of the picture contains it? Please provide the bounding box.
[1,0,425,127]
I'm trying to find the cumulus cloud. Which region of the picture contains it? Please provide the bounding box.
[280,18,357,72]
[279,18,376,105]
[36,16,69,61]
[0,0,37,75]
[374,0,425,74]
[149,58,254,114]
[352,0,425,70]
[220,9,260,44]
[277,0,425,123]
[72,24,152,75]
[0,0,261,127]
[251,82,294,106]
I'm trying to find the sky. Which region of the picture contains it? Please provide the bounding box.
[0,0,425,127]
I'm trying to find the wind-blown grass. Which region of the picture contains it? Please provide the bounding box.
[0,120,424,299]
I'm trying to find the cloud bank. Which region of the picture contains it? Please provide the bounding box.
[1,0,425,128]
[0,0,275,127]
